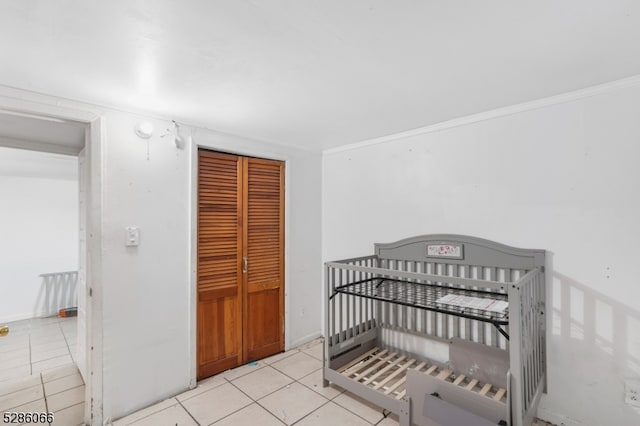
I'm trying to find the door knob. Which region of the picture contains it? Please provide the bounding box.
[0,325,8,337]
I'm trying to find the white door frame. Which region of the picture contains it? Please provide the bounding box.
[0,94,104,425]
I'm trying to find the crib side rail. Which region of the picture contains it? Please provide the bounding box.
[327,260,516,351]
[326,256,379,359]
[508,267,546,426]
[326,261,509,292]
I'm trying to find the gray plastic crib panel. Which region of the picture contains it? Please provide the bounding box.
[420,395,497,426]
[407,369,507,426]
[375,234,545,270]
[449,338,510,389]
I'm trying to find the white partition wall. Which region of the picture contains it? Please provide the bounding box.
[0,85,323,424]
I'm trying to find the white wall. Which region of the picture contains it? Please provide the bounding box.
[0,87,323,423]
[98,111,322,421]
[0,148,78,322]
[323,84,640,425]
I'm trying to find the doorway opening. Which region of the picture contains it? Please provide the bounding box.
[0,146,80,366]
[0,107,100,425]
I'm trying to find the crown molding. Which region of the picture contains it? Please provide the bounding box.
[324,74,640,155]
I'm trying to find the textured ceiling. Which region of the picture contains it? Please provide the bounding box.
[1,1,639,151]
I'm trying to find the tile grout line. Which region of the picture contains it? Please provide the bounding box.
[267,357,347,403]
[114,401,176,426]
[221,378,287,425]
[212,345,331,419]
[28,326,33,376]
[289,399,333,425]
[40,372,52,426]
[231,361,316,401]
[44,382,84,399]
[177,351,302,405]
[262,349,302,367]
[224,357,374,426]
[326,395,384,426]
[303,341,385,425]
[58,317,74,363]
[374,412,393,426]
[174,397,202,426]
[109,342,333,425]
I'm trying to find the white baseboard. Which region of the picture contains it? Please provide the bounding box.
[536,407,585,426]
[289,331,323,350]
[0,310,55,323]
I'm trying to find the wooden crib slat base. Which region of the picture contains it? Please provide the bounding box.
[373,358,416,390]
[363,355,406,385]
[338,347,381,373]
[336,349,507,404]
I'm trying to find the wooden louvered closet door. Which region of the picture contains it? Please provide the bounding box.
[197,151,243,379]
[243,158,285,361]
[197,150,284,380]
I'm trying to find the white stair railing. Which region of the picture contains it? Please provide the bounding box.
[38,270,78,317]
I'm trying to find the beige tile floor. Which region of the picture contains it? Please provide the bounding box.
[113,338,394,426]
[1,317,83,425]
[2,322,555,426]
[113,338,556,426]
[0,317,78,383]
[0,363,85,426]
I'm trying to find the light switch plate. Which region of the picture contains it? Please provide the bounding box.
[125,226,140,247]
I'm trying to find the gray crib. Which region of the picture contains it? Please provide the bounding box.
[323,235,546,426]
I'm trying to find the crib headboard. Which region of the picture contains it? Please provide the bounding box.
[375,234,545,270]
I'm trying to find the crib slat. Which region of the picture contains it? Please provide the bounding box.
[338,269,344,341]
[363,355,407,385]
[489,267,498,346]
[385,361,426,395]
[465,379,479,391]
[356,352,396,381]
[424,365,437,376]
[382,360,422,394]
[330,267,336,345]
[463,266,471,340]
[451,264,460,338]
[338,347,380,373]
[494,388,506,401]
[474,266,485,345]
[421,262,428,333]
[437,263,447,339]
[428,262,436,336]
[385,376,406,395]
[436,369,452,380]
[402,261,408,330]
[350,269,356,337]
[344,349,389,377]
[479,383,492,396]
[374,358,416,390]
